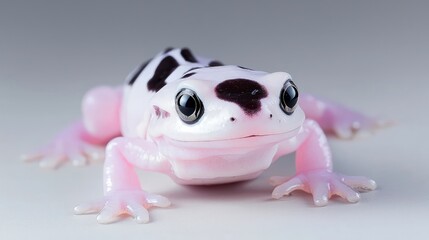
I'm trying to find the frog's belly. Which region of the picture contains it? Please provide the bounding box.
[171,171,264,185]
[167,145,278,185]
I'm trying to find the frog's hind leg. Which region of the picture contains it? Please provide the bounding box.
[82,86,123,142]
[23,86,123,168]
[299,93,389,139]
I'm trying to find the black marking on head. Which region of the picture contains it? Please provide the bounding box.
[184,67,201,74]
[128,58,152,86]
[208,61,224,67]
[181,48,198,63]
[164,47,174,54]
[147,56,179,92]
[215,79,268,116]
[182,72,196,79]
[237,65,253,70]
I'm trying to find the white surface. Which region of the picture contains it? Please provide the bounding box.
[1,1,428,239]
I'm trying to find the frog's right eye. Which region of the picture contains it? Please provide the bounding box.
[175,88,204,124]
[279,80,299,115]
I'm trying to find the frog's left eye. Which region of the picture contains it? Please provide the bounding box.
[279,80,299,115]
[175,88,204,124]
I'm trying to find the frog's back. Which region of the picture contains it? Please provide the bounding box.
[121,48,220,137]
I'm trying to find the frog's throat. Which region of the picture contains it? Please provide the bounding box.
[161,126,302,149]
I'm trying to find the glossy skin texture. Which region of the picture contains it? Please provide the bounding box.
[24,48,383,224]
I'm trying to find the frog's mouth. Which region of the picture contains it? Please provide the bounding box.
[162,126,302,149]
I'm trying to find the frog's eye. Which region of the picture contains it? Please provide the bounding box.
[279,80,299,115]
[175,88,204,124]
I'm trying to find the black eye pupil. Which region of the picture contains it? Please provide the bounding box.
[280,80,299,115]
[175,88,204,124]
[178,94,196,116]
[283,86,298,109]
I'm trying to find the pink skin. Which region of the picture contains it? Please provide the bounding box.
[271,120,376,206]
[75,102,376,223]
[22,86,122,168]
[25,85,379,223]
[73,118,376,223]
[74,138,171,224]
[299,94,387,138]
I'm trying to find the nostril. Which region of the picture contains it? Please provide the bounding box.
[153,106,161,118]
[269,114,273,119]
[153,105,170,118]
[230,117,236,122]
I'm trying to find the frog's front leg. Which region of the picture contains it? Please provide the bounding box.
[272,120,376,206]
[300,94,388,139]
[74,137,171,224]
[22,86,122,168]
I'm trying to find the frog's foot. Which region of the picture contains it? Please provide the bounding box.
[270,170,376,206]
[325,105,392,139]
[74,190,171,224]
[22,143,104,169]
[21,125,105,169]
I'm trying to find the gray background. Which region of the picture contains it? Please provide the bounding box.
[1,0,428,239]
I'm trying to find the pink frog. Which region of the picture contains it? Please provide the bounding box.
[24,48,382,224]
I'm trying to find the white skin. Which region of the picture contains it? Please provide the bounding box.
[24,48,383,224]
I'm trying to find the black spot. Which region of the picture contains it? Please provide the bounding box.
[215,79,268,116]
[184,67,201,74]
[128,59,152,85]
[147,56,179,92]
[208,61,224,67]
[181,48,198,63]
[230,117,236,122]
[182,72,196,79]
[164,47,174,54]
[237,65,253,70]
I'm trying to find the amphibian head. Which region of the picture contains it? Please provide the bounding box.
[146,66,305,148]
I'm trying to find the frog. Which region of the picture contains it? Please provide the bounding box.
[23,47,383,224]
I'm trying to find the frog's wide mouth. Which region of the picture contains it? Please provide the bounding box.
[161,126,302,149]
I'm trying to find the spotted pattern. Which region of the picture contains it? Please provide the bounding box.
[180,48,198,63]
[127,59,151,86]
[182,72,196,79]
[147,56,179,92]
[208,61,224,67]
[237,65,253,70]
[215,79,268,116]
[129,48,229,89]
[184,67,201,74]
